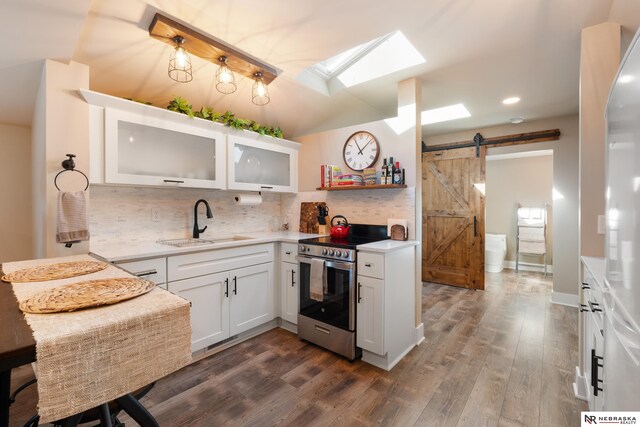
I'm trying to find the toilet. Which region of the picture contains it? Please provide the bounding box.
[485,233,507,272]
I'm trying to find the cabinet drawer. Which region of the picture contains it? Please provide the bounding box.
[168,244,274,281]
[116,257,166,285]
[358,252,384,279]
[280,243,298,264]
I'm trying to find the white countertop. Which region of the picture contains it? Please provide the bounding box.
[357,239,419,253]
[91,231,419,262]
[91,231,323,262]
[581,256,605,288]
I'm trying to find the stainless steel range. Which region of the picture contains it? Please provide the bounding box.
[296,224,388,360]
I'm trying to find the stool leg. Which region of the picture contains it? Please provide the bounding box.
[59,413,83,427]
[99,403,113,427]
[115,394,159,427]
[0,370,11,427]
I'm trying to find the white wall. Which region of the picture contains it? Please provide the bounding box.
[427,114,579,297]
[486,153,553,264]
[32,60,91,258]
[288,118,417,237]
[0,123,33,262]
[579,22,621,258]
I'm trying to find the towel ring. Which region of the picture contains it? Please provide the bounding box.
[54,154,89,191]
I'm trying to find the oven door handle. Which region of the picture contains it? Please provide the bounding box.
[296,255,355,271]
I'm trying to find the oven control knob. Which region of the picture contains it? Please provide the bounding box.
[342,251,349,258]
[321,248,328,255]
[329,250,335,256]
[299,245,306,252]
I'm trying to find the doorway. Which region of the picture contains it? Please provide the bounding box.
[485,149,553,276]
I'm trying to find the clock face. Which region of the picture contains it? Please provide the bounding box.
[343,131,380,171]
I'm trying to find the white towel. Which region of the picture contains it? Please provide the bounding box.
[56,191,90,244]
[310,258,325,302]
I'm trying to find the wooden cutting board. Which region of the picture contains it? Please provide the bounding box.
[299,202,328,234]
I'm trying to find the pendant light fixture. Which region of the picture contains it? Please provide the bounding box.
[168,36,193,83]
[215,56,237,94]
[252,72,270,106]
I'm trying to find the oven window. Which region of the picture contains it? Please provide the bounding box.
[299,261,353,330]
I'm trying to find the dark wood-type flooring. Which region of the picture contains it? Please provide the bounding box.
[9,270,586,426]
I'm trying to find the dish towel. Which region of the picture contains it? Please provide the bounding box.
[56,191,90,245]
[310,258,325,302]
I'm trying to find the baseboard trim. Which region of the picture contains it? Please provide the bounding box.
[503,260,553,274]
[415,323,425,345]
[551,291,579,308]
[573,366,589,401]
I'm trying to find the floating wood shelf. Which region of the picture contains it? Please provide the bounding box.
[316,184,407,191]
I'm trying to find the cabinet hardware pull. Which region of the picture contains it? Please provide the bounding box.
[365,263,372,267]
[291,270,295,287]
[224,278,229,298]
[134,269,157,277]
[473,216,477,237]
[163,179,184,184]
[233,276,237,295]
[260,186,273,189]
[357,282,362,303]
[591,350,604,396]
[582,282,590,290]
[285,251,291,255]
[589,301,602,313]
[314,325,331,334]
[580,304,590,313]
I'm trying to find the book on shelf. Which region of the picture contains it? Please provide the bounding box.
[320,164,341,187]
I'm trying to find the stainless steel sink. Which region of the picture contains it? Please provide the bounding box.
[157,236,253,247]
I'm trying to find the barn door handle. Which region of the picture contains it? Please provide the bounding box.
[473,216,477,237]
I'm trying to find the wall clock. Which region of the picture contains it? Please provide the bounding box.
[343,131,380,171]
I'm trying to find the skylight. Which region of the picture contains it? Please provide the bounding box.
[384,103,471,134]
[336,32,425,88]
[298,31,425,95]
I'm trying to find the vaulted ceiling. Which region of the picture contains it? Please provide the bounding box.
[1,0,639,139]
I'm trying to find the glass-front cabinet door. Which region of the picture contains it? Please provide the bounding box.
[227,134,299,193]
[104,108,226,189]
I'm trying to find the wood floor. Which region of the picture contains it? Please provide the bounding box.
[8,270,586,427]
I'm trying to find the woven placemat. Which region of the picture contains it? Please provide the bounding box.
[19,278,155,314]
[1,260,108,283]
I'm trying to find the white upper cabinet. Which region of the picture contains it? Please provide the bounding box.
[227,134,299,193]
[81,89,299,192]
[104,108,226,189]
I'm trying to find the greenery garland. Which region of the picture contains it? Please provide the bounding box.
[166,96,284,139]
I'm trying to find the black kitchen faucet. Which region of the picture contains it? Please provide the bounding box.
[193,199,213,238]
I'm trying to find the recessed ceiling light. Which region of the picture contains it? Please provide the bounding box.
[510,117,524,124]
[502,97,520,105]
[619,74,634,84]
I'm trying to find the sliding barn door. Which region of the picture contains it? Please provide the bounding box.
[422,147,485,290]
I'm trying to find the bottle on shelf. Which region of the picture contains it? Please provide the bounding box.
[393,161,402,184]
[381,158,388,184]
[387,157,394,185]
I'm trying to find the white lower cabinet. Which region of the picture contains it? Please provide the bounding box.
[356,275,384,355]
[280,262,299,324]
[229,263,274,335]
[166,244,276,353]
[356,246,416,371]
[170,272,230,352]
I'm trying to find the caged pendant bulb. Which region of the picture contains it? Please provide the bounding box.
[251,72,270,106]
[168,36,193,83]
[215,56,237,94]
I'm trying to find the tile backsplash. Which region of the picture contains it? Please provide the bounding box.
[89,185,417,245]
[89,185,283,245]
[281,187,416,239]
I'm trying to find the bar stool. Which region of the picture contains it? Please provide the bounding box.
[12,380,159,427]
